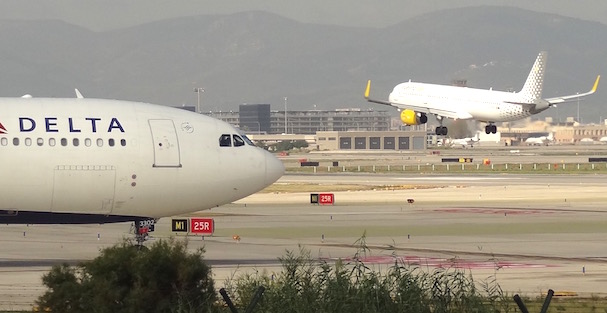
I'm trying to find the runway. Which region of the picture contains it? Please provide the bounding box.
[2,173,607,309]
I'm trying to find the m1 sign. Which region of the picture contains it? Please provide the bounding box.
[190,218,214,235]
[318,193,334,205]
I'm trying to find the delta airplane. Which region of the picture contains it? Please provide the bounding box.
[0,93,284,241]
[365,51,600,136]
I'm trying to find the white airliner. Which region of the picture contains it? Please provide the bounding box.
[449,133,479,148]
[0,95,284,238]
[525,133,554,146]
[365,51,600,136]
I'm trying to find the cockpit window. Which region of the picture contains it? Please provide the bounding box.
[233,135,245,147]
[219,134,232,147]
[242,135,255,146]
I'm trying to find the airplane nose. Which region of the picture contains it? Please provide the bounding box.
[265,151,284,186]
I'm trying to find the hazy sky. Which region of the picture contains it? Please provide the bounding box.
[2,0,607,30]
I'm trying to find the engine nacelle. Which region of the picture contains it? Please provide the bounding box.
[400,109,428,125]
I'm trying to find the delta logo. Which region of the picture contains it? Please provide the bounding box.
[0,117,125,135]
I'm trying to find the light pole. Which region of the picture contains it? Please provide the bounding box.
[194,87,204,114]
[284,97,288,134]
[576,92,580,123]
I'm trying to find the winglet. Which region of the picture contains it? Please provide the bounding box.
[364,80,394,106]
[591,75,600,93]
[364,80,371,99]
[75,88,84,99]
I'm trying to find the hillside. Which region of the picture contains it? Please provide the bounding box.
[0,6,605,122]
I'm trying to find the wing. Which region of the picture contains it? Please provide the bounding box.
[545,75,600,105]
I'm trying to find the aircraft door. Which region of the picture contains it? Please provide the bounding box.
[148,119,182,167]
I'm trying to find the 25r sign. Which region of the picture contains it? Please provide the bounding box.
[190,218,214,235]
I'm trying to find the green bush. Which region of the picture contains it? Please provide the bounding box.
[37,238,217,313]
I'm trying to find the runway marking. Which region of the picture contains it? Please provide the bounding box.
[434,208,556,215]
[335,255,554,269]
[398,177,521,181]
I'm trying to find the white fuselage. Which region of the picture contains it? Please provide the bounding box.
[0,98,283,223]
[388,82,548,122]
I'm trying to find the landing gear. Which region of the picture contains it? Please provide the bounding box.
[132,218,156,246]
[484,124,497,134]
[435,126,448,136]
[435,115,448,136]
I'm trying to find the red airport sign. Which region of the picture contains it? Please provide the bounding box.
[318,193,334,205]
[190,218,214,235]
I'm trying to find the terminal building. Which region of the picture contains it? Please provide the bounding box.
[201,104,426,151]
[206,104,392,135]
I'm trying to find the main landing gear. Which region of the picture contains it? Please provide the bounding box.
[435,115,448,136]
[435,126,448,136]
[485,124,497,134]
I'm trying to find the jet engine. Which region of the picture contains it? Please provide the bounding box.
[400,109,428,125]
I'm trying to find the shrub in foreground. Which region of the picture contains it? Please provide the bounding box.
[37,238,216,313]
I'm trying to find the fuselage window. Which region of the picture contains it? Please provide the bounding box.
[61,138,68,146]
[120,139,127,146]
[96,138,103,147]
[73,138,80,147]
[219,134,232,147]
[13,138,19,146]
[85,138,92,147]
[25,138,32,146]
[233,135,245,147]
[109,138,115,147]
[37,138,44,146]
[49,138,56,147]
[0,137,7,146]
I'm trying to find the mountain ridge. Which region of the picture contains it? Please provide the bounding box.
[0,6,605,122]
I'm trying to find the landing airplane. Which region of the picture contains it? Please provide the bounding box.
[0,94,284,241]
[365,52,600,136]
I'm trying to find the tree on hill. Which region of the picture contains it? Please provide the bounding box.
[37,238,217,313]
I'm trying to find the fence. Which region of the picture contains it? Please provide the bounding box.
[288,162,607,174]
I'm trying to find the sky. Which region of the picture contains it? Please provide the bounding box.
[1,0,607,30]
